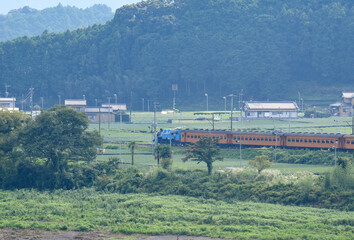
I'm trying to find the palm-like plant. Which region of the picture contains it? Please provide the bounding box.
[128,141,136,166]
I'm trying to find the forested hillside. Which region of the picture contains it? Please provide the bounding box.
[0,4,113,42]
[0,0,353,109]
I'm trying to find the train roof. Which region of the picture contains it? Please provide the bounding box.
[285,132,343,138]
[181,129,346,138]
[182,129,283,135]
[344,134,354,138]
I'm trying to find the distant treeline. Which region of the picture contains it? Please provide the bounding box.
[0,4,113,42]
[0,0,353,109]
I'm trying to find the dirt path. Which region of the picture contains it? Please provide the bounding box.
[0,229,230,240]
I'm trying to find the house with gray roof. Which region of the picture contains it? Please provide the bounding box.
[243,101,299,119]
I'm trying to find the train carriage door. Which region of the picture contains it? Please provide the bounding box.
[227,133,232,145]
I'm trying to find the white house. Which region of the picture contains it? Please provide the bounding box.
[244,102,299,119]
[65,99,87,112]
[0,98,19,111]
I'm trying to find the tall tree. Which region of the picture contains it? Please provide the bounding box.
[182,137,223,175]
[20,105,102,173]
[128,141,136,166]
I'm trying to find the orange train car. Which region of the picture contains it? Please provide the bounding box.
[177,129,354,150]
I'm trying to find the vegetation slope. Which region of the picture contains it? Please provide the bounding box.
[0,0,353,108]
[0,4,113,42]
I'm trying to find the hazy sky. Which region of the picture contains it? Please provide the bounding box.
[0,0,142,14]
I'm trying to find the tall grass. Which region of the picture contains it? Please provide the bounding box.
[0,189,352,239]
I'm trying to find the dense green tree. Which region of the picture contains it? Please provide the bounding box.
[248,155,273,174]
[0,111,30,187]
[20,105,102,173]
[182,137,222,175]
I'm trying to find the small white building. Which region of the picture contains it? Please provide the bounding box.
[65,99,87,112]
[0,98,19,111]
[101,103,127,112]
[244,101,299,119]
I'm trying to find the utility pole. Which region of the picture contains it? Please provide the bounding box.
[40,97,44,110]
[108,97,111,130]
[142,98,144,112]
[153,102,159,148]
[223,96,226,111]
[5,84,10,97]
[172,84,178,124]
[148,99,150,112]
[229,94,235,131]
[95,99,98,107]
[274,132,278,163]
[21,94,24,112]
[98,107,101,136]
[237,140,242,168]
[83,95,85,100]
[129,91,133,123]
[114,94,117,104]
[29,88,34,117]
[58,95,61,105]
[239,89,243,128]
[205,93,208,111]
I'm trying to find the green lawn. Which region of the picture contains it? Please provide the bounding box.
[0,190,352,240]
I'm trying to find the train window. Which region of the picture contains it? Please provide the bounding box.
[212,136,215,139]
[253,137,256,141]
[322,140,325,143]
[352,141,354,144]
[261,138,264,141]
[224,136,226,139]
[273,138,276,141]
[241,137,244,140]
[257,138,260,141]
[187,135,190,138]
[292,139,294,142]
[347,141,350,144]
[296,139,299,142]
[304,139,307,143]
[198,136,201,139]
[245,137,248,140]
[300,139,303,142]
[266,138,269,142]
[309,140,312,143]
[331,140,334,144]
[234,137,236,140]
[326,140,329,144]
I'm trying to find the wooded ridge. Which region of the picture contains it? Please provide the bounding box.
[0,0,352,109]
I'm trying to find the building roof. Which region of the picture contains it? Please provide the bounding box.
[342,92,354,98]
[85,107,113,113]
[244,102,299,111]
[330,102,345,107]
[65,99,87,106]
[0,98,16,102]
[102,104,127,111]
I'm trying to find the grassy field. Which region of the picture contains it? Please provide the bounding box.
[0,189,352,240]
[90,113,353,174]
[90,112,352,144]
[97,146,334,174]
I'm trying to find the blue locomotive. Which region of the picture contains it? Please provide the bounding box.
[156,128,182,144]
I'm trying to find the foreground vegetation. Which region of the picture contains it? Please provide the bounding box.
[0,189,352,240]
